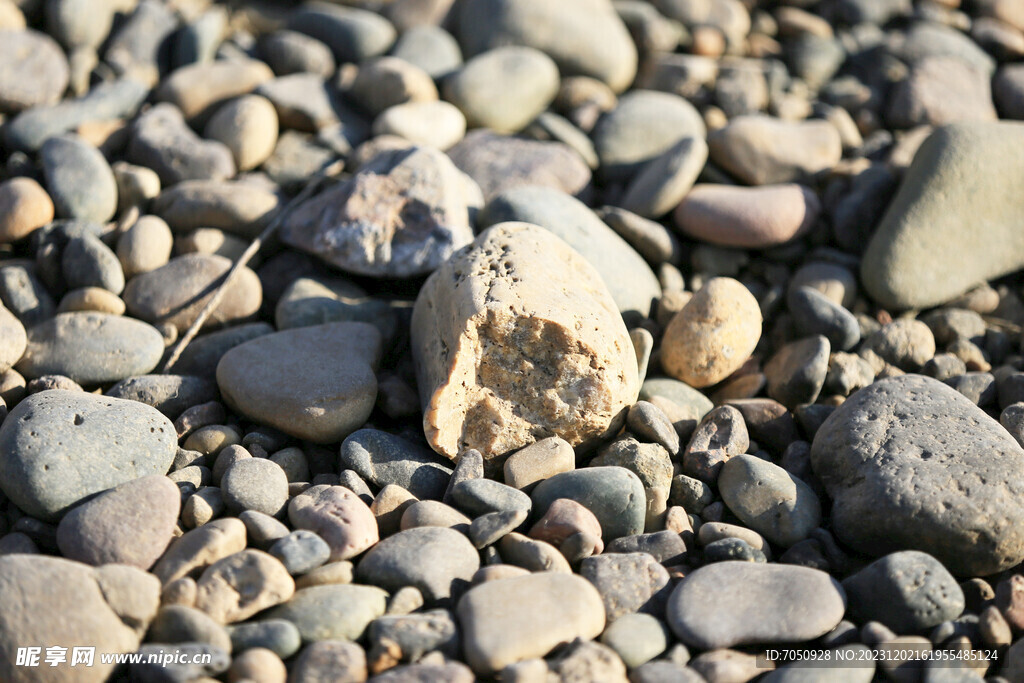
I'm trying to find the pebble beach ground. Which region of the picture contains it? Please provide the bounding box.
[1,0,1024,681]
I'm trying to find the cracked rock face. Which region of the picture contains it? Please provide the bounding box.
[411,222,638,461]
[280,145,477,278]
[811,374,1024,576]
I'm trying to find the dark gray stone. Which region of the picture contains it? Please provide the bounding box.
[227,619,302,660]
[339,429,453,500]
[367,610,459,664]
[788,287,860,351]
[842,551,965,632]
[579,552,671,621]
[719,454,821,548]
[259,30,336,77]
[0,29,69,115]
[106,375,217,418]
[765,335,830,409]
[286,3,395,63]
[17,312,164,385]
[606,530,687,565]
[61,234,124,294]
[811,374,1024,576]
[270,530,331,575]
[41,135,117,224]
[531,466,647,540]
[451,479,531,517]
[127,103,235,186]
[355,527,479,603]
[703,538,767,564]
[0,391,177,521]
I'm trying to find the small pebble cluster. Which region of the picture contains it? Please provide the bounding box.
[1,0,1024,682]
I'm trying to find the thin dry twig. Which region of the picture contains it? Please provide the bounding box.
[159,168,339,373]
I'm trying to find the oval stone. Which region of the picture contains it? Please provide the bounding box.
[530,466,646,540]
[811,374,1024,576]
[16,312,164,385]
[0,390,177,521]
[667,562,846,650]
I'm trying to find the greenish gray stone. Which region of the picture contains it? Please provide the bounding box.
[275,277,401,343]
[531,466,646,540]
[861,122,1024,310]
[0,390,177,521]
[16,312,163,386]
[718,454,821,548]
[355,527,480,602]
[339,429,453,500]
[639,378,714,419]
[267,584,388,642]
[227,619,302,659]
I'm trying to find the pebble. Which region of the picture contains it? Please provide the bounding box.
[457,573,605,675]
[228,619,302,660]
[350,56,438,117]
[862,122,1024,309]
[0,29,69,113]
[593,90,706,182]
[287,3,396,63]
[372,484,418,537]
[600,612,668,669]
[57,286,125,315]
[148,604,232,653]
[532,467,647,541]
[152,517,247,584]
[661,277,762,388]
[788,286,860,351]
[127,103,236,185]
[373,100,466,150]
[498,532,572,573]
[194,549,295,623]
[123,253,262,333]
[529,498,604,553]
[368,609,459,666]
[667,562,846,649]
[217,323,381,444]
[825,352,876,396]
[503,437,576,491]
[811,374,1024,576]
[447,129,591,199]
[156,58,275,122]
[619,136,708,219]
[0,555,159,682]
[269,531,331,575]
[401,500,472,534]
[444,46,558,134]
[40,134,117,224]
[289,640,367,681]
[675,184,821,249]
[597,206,680,265]
[859,318,935,372]
[844,551,966,638]
[627,401,681,456]
[606,530,687,565]
[106,374,216,419]
[229,647,287,683]
[451,479,532,517]
[592,437,672,527]
[221,458,289,517]
[288,485,378,562]
[258,30,336,77]
[56,474,179,569]
[719,454,821,547]
[152,179,281,238]
[458,0,637,93]
[4,79,149,153]
[0,390,176,521]
[356,526,480,602]
[0,306,26,374]
[340,429,453,499]
[887,57,997,129]
[0,177,55,243]
[281,146,476,277]
[708,115,842,185]
[764,335,831,408]
[411,222,640,460]
[203,94,279,172]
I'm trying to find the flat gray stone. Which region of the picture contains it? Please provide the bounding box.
[355,526,479,602]
[339,428,453,500]
[0,390,177,521]
[667,561,846,649]
[16,312,163,386]
[530,466,646,540]
[265,584,387,642]
[811,374,1024,576]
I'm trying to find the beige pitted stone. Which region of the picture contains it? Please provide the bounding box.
[194,549,295,624]
[152,518,248,584]
[660,277,762,388]
[0,556,159,683]
[217,323,382,444]
[457,572,606,675]
[411,222,639,461]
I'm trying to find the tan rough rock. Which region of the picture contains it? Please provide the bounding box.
[411,222,639,461]
[661,278,762,388]
[194,549,295,624]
